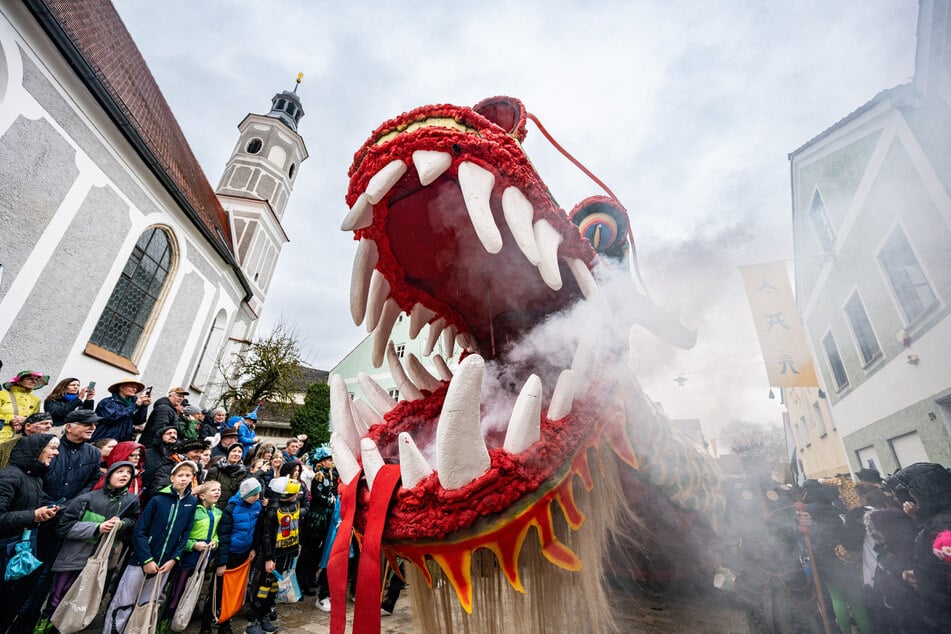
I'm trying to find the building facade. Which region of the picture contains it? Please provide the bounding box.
[789,0,951,474]
[0,1,305,407]
[782,387,849,478]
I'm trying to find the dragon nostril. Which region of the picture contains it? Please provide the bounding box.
[452,143,462,155]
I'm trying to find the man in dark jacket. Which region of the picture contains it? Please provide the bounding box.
[148,438,207,498]
[139,386,189,447]
[141,425,179,493]
[0,434,61,631]
[92,379,150,442]
[43,410,103,503]
[104,460,198,633]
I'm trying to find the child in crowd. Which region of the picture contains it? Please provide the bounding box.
[246,476,301,634]
[38,461,140,630]
[104,460,198,633]
[200,478,263,634]
[160,480,221,633]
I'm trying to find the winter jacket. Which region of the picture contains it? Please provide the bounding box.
[0,387,41,442]
[206,461,247,510]
[93,441,146,497]
[44,436,102,503]
[216,492,261,565]
[93,394,148,442]
[130,484,197,566]
[182,503,221,569]
[223,417,257,453]
[180,417,200,441]
[0,434,55,540]
[149,453,200,500]
[139,397,179,447]
[51,462,140,572]
[260,496,300,562]
[43,396,94,427]
[142,428,177,493]
[198,420,219,442]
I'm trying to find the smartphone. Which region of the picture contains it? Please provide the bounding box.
[87,381,96,390]
[145,386,153,396]
[47,497,66,508]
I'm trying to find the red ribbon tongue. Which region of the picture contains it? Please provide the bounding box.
[329,475,359,634]
[353,464,402,632]
[328,465,403,634]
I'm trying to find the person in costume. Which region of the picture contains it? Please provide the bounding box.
[0,371,48,442]
[247,476,300,634]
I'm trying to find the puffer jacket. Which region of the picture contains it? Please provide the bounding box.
[130,484,197,566]
[0,434,55,540]
[44,436,102,502]
[216,492,261,565]
[0,387,41,442]
[93,394,147,442]
[139,397,179,447]
[207,461,247,510]
[182,503,221,569]
[51,461,140,572]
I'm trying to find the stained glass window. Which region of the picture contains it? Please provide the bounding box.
[89,227,173,359]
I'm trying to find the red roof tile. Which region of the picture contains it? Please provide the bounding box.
[40,0,234,249]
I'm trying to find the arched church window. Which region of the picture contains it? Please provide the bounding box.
[246,138,263,154]
[287,103,297,117]
[288,163,296,179]
[86,227,176,368]
[276,99,287,110]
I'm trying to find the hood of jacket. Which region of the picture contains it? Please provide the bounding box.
[102,460,135,495]
[892,462,951,520]
[109,441,146,469]
[10,433,56,476]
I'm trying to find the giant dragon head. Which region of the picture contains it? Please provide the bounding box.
[328,97,725,633]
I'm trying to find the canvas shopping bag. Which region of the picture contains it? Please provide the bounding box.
[274,557,301,604]
[50,524,120,633]
[126,571,166,634]
[170,548,211,632]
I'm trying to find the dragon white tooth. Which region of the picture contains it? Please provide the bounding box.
[361,437,385,490]
[341,193,373,231]
[423,317,446,356]
[358,372,399,414]
[349,239,378,326]
[330,432,361,485]
[354,397,382,429]
[412,150,452,186]
[436,354,491,490]
[455,331,477,352]
[457,161,503,254]
[547,369,575,420]
[371,299,402,368]
[405,353,443,392]
[503,374,543,454]
[398,432,433,489]
[431,354,453,381]
[570,331,596,395]
[365,271,390,333]
[501,187,541,265]
[350,400,372,436]
[534,219,563,290]
[409,303,436,340]
[366,159,407,205]
[442,325,456,358]
[387,342,424,401]
[330,375,361,457]
[566,257,598,298]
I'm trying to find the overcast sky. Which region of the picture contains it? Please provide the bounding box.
[113,0,919,443]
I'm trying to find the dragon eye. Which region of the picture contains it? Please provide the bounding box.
[569,196,630,259]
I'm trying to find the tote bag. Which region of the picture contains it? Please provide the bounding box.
[50,525,120,633]
[126,571,166,634]
[274,557,301,604]
[170,548,211,632]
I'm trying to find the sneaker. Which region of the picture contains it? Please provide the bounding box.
[316,597,331,612]
[245,620,265,634]
[259,619,279,633]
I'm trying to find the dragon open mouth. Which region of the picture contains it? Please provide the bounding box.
[328,97,706,615]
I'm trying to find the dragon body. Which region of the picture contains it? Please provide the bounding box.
[328,97,726,633]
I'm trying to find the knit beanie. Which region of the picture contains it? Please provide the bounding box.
[239,477,262,500]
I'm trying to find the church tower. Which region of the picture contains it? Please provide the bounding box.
[217,76,308,314]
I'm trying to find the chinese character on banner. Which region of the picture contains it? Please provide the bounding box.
[740,262,818,387]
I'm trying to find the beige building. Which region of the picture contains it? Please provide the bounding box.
[782,387,849,478]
